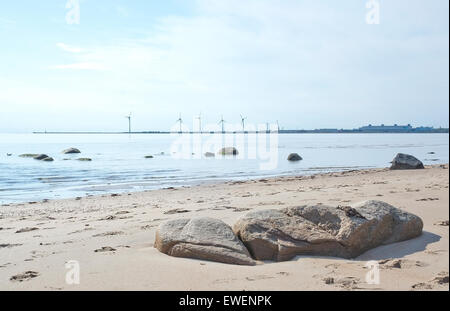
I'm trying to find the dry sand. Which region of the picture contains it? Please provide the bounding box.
[0,164,448,291]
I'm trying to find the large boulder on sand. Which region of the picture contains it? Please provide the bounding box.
[233,200,423,261]
[62,148,81,154]
[390,153,424,170]
[154,217,255,265]
[217,147,239,156]
[287,153,302,161]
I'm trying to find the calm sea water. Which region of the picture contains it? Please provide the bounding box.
[0,133,448,204]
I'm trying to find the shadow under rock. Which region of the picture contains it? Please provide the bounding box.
[355,231,441,261]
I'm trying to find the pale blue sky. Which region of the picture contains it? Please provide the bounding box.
[0,0,448,132]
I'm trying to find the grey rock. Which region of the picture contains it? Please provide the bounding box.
[19,154,39,158]
[217,147,239,156]
[33,154,53,161]
[155,217,255,265]
[62,148,81,154]
[204,152,215,157]
[233,200,423,261]
[390,153,424,170]
[287,153,302,161]
[77,158,92,161]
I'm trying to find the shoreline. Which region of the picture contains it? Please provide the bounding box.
[0,164,448,290]
[1,164,378,207]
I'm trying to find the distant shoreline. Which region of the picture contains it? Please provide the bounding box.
[32,130,449,134]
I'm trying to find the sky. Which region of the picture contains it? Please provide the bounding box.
[0,0,448,133]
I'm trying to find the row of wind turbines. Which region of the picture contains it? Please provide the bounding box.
[125,113,280,134]
[177,113,280,134]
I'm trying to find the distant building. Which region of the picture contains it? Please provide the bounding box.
[359,124,414,132]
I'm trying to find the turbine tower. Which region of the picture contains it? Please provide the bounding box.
[196,113,202,133]
[240,115,247,132]
[125,113,131,133]
[218,115,225,134]
[276,120,280,132]
[176,113,183,133]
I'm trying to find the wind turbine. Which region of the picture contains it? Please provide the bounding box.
[125,113,131,133]
[176,113,183,133]
[276,120,280,132]
[196,113,202,133]
[240,115,247,132]
[218,115,226,133]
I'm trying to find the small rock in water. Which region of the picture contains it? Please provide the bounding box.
[62,148,81,154]
[204,152,215,157]
[287,153,302,161]
[77,158,92,161]
[144,155,154,159]
[33,154,53,161]
[6,153,12,156]
[19,153,39,158]
[217,147,239,156]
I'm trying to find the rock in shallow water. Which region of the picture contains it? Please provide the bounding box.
[33,154,54,161]
[287,153,302,161]
[390,153,424,170]
[233,200,423,261]
[154,217,255,265]
[19,154,39,158]
[217,147,239,156]
[62,148,81,154]
[77,158,92,161]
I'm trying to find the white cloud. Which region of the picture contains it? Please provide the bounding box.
[51,62,107,70]
[56,43,84,53]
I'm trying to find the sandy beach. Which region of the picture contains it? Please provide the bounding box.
[0,164,448,291]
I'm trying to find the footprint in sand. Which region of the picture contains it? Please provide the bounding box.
[93,231,124,237]
[0,243,22,248]
[10,271,39,282]
[99,215,116,221]
[163,208,190,215]
[245,275,275,281]
[434,220,449,226]
[412,271,449,290]
[115,211,130,215]
[335,277,361,289]
[140,224,156,230]
[94,246,116,253]
[378,259,428,269]
[15,227,39,233]
[416,198,439,202]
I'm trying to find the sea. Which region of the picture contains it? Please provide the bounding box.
[0,133,448,204]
